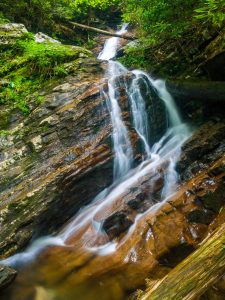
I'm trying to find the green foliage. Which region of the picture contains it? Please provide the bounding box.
[0,12,10,24]
[72,0,119,13]
[118,46,148,69]
[122,0,225,44]
[120,0,225,76]
[122,0,200,44]
[0,0,76,31]
[0,0,119,33]
[195,0,225,27]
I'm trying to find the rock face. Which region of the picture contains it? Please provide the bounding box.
[0,56,115,258]
[0,266,17,289]
[177,120,225,180]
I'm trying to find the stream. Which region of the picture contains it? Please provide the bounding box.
[1,25,192,300]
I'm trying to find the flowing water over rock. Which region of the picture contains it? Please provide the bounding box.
[0,26,194,300]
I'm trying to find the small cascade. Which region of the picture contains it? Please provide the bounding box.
[101,61,134,180]
[59,26,191,248]
[98,24,128,61]
[133,71,183,127]
[99,25,134,180]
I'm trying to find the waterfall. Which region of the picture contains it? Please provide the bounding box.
[98,24,128,61]
[101,61,134,180]
[1,25,191,268]
[126,72,151,157]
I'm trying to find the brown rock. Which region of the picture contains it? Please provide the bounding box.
[0,265,17,290]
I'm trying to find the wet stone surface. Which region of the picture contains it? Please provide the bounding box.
[102,211,133,239]
[0,266,17,289]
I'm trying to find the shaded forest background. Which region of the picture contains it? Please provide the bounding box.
[1,0,224,40]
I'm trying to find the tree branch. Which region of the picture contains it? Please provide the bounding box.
[68,21,135,40]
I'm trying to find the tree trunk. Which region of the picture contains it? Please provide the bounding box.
[68,21,135,40]
[166,80,225,103]
[140,222,225,300]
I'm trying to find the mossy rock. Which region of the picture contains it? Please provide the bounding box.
[0,23,28,46]
[0,23,95,116]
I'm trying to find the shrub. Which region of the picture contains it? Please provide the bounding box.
[195,0,225,28]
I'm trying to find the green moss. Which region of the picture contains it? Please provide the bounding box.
[0,129,10,136]
[40,124,49,133]
[0,33,92,117]
[0,110,10,130]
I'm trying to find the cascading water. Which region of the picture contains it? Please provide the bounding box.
[101,62,134,180]
[98,24,128,61]
[126,72,151,157]
[1,25,192,300]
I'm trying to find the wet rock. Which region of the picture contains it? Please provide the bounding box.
[0,265,17,289]
[138,75,167,145]
[46,93,71,109]
[29,135,42,152]
[208,162,225,177]
[186,209,215,225]
[52,83,72,93]
[167,80,225,104]
[127,197,144,210]
[40,115,59,127]
[114,47,125,58]
[177,121,225,180]
[158,243,194,267]
[200,182,225,213]
[102,211,133,239]
[1,155,225,299]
